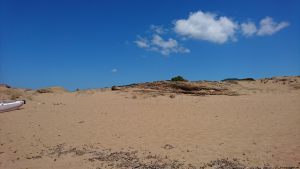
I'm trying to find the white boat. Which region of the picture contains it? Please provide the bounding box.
[0,100,26,112]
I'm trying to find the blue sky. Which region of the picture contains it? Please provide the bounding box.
[1,0,300,90]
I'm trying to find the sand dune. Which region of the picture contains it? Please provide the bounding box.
[0,76,300,168]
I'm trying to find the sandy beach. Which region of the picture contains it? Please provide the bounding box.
[0,76,300,169]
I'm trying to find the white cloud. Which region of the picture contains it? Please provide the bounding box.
[111,68,118,73]
[257,17,289,36]
[135,11,290,53]
[241,21,257,36]
[151,34,190,55]
[135,34,190,56]
[150,25,166,34]
[134,36,149,48]
[174,11,238,43]
[240,17,289,37]
[152,34,177,49]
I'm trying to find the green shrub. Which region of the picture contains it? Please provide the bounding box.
[222,78,255,82]
[221,78,240,82]
[171,76,187,82]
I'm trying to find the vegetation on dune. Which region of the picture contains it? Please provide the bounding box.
[170,76,188,82]
[222,78,255,82]
[36,87,67,94]
[111,86,121,91]
[0,85,33,100]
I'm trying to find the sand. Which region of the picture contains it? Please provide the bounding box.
[0,76,300,168]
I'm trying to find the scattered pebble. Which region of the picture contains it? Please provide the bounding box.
[169,94,176,99]
[21,143,298,169]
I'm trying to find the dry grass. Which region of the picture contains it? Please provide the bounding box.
[0,87,33,100]
[36,87,67,94]
[9,90,23,100]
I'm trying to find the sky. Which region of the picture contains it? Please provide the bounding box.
[1,0,300,90]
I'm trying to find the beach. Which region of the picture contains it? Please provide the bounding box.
[0,76,300,168]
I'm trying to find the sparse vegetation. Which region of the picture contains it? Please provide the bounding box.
[36,87,67,93]
[242,78,255,81]
[171,76,187,82]
[222,78,240,81]
[0,86,33,100]
[9,91,23,100]
[114,80,237,96]
[111,86,121,91]
[0,84,11,88]
[36,89,53,93]
[222,78,255,82]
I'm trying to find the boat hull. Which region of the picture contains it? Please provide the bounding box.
[0,100,26,112]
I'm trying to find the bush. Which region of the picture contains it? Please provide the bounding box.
[111,86,121,91]
[221,78,240,82]
[241,78,255,81]
[222,78,255,82]
[171,76,187,82]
